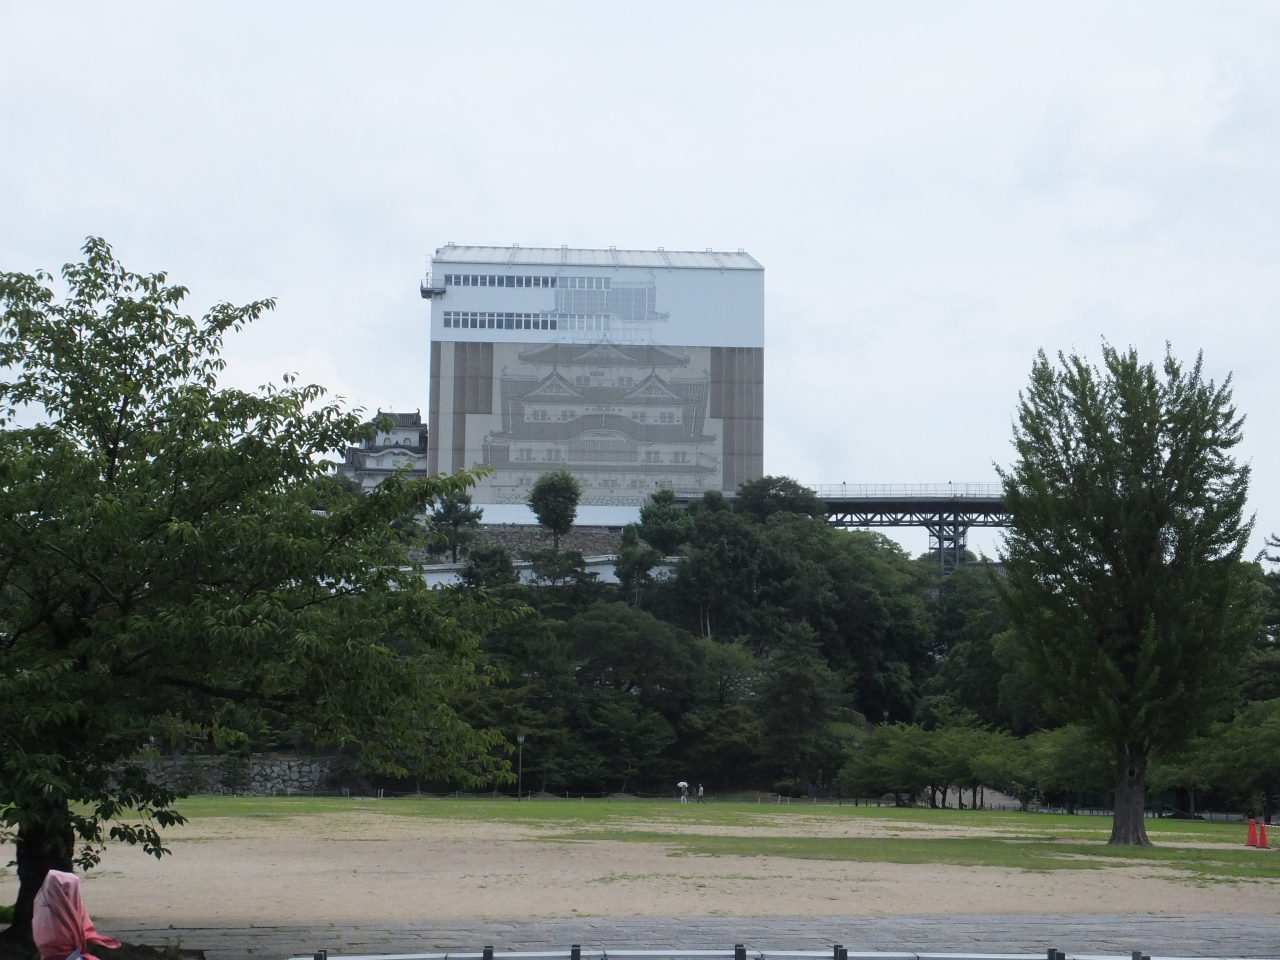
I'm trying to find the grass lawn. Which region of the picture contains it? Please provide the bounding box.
[165,796,1280,884]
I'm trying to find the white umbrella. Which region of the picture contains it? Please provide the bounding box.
[676,781,689,788]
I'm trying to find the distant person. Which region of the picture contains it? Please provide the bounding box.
[32,870,121,960]
[697,783,705,803]
[678,781,689,803]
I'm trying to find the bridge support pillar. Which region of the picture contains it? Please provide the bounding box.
[926,512,970,577]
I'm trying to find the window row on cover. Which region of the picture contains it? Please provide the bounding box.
[442,274,611,289]
[513,447,690,463]
[445,274,555,288]
[443,311,556,330]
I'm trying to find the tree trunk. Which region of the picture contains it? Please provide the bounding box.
[3,802,75,943]
[1110,743,1152,845]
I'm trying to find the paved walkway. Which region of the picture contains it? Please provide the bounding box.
[102,916,1280,960]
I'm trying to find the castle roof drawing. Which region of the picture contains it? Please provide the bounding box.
[517,343,690,368]
[622,372,686,403]
[520,371,585,400]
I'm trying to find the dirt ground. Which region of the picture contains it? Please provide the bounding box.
[2,811,1276,926]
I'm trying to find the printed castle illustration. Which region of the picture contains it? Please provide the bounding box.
[481,342,721,502]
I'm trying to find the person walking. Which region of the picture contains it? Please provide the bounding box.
[697,783,705,803]
[678,781,689,803]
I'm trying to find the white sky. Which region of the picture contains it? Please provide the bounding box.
[3,2,1279,559]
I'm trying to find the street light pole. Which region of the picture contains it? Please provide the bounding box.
[517,734,525,801]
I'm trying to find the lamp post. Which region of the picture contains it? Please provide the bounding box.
[517,734,525,801]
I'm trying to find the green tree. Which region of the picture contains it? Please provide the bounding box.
[0,240,510,941]
[662,494,932,721]
[734,475,826,523]
[676,641,761,787]
[998,345,1259,845]
[429,489,483,562]
[567,603,704,791]
[527,548,596,589]
[970,731,1037,810]
[839,723,933,805]
[1030,725,1114,812]
[638,488,693,555]
[1241,547,1280,703]
[461,544,518,589]
[757,623,851,795]
[528,469,581,549]
[914,567,1015,730]
[615,525,665,607]
[1193,699,1280,821]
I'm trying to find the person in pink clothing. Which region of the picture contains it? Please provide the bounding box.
[31,870,121,960]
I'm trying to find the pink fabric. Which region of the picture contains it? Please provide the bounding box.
[31,870,121,960]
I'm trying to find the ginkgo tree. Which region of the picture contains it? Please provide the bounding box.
[998,345,1260,845]
[0,239,513,941]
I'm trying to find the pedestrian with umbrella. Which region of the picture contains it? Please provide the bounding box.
[677,781,689,803]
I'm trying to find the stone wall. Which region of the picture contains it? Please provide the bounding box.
[407,525,631,568]
[472,524,628,558]
[141,754,332,796]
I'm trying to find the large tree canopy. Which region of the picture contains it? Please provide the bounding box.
[0,239,511,939]
[998,345,1259,844]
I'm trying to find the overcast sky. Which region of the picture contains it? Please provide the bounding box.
[3,2,1279,558]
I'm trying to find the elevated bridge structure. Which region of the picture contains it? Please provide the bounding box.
[808,483,1008,576]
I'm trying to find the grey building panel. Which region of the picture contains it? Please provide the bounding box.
[451,411,466,476]
[428,343,442,475]
[710,346,764,493]
[446,342,494,474]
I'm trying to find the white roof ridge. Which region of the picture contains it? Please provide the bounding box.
[433,245,762,271]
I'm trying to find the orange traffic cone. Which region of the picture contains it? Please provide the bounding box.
[1259,822,1270,850]
[1246,818,1258,847]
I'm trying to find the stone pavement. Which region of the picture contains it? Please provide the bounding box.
[101,916,1280,960]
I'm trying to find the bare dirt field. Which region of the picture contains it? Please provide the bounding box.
[3,799,1277,927]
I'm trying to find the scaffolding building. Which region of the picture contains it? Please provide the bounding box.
[422,245,764,506]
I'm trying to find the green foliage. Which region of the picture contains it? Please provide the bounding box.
[638,489,693,555]
[527,548,596,589]
[840,721,1114,812]
[528,470,581,548]
[998,345,1259,843]
[667,500,932,722]
[429,489,483,562]
[1169,698,1280,818]
[466,598,758,794]
[615,525,665,607]
[1029,725,1113,804]
[756,624,852,794]
[0,240,512,900]
[462,545,518,589]
[968,732,1036,809]
[733,475,826,523]
[1239,564,1280,702]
